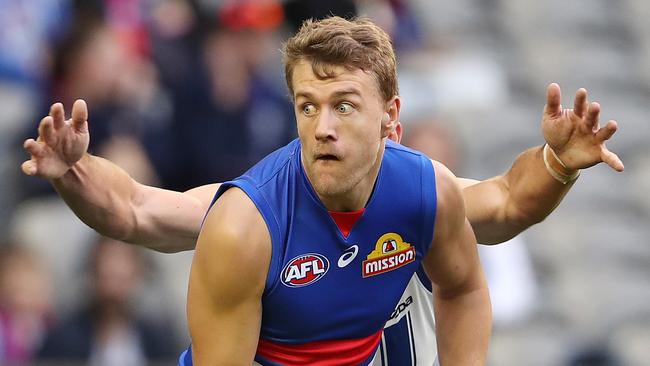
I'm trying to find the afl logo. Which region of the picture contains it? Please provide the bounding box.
[281,253,330,288]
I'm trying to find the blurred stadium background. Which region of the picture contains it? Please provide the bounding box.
[1,0,648,365]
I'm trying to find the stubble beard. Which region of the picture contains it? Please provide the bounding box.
[311,169,358,198]
[309,154,377,202]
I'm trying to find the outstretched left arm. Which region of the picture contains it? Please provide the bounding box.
[461,83,624,244]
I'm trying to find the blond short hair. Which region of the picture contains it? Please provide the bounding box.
[283,16,398,102]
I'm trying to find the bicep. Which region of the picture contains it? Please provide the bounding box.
[185,183,222,205]
[188,188,270,365]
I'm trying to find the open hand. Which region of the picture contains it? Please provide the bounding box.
[542,83,624,172]
[22,99,90,179]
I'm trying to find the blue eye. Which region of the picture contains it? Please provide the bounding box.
[336,103,353,114]
[303,104,316,115]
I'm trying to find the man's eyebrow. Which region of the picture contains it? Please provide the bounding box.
[332,88,362,98]
[294,91,313,100]
[294,88,362,100]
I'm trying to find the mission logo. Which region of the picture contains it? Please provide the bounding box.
[281,253,330,287]
[362,233,415,278]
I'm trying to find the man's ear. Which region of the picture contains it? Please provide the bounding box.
[387,121,402,143]
[381,96,401,138]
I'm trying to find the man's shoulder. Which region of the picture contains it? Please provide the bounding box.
[385,139,427,157]
[381,141,438,199]
[238,139,300,185]
[431,160,461,206]
[199,187,271,270]
[384,140,434,176]
[212,139,298,221]
[207,187,266,234]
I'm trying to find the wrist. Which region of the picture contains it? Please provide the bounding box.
[52,153,90,183]
[543,144,580,184]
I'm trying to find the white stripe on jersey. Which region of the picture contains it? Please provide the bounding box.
[370,272,439,366]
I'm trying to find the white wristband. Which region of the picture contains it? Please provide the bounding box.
[543,144,580,184]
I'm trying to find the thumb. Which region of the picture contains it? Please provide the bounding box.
[601,148,624,172]
[21,160,37,176]
[71,99,88,132]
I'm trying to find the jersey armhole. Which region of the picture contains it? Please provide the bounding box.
[213,179,283,294]
[420,157,437,254]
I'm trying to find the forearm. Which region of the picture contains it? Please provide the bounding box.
[502,145,575,224]
[434,286,491,365]
[505,147,575,213]
[52,153,141,241]
[51,154,205,252]
[25,100,204,251]
[465,146,575,244]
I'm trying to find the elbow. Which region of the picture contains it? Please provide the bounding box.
[520,204,552,226]
[475,204,549,245]
[90,200,141,243]
[506,203,549,231]
[93,212,137,244]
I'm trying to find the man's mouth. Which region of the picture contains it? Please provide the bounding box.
[315,154,340,161]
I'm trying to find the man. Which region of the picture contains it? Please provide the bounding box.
[22,17,623,366]
[186,16,490,364]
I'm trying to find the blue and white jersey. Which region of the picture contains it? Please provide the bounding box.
[178,274,439,366]
[180,138,437,366]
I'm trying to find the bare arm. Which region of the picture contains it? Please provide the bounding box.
[53,154,217,252]
[456,84,623,244]
[22,100,216,252]
[424,161,491,365]
[459,146,573,244]
[188,187,270,364]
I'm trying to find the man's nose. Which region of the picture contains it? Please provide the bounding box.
[314,109,338,141]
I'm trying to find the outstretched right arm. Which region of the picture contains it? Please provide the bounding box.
[53,154,217,252]
[22,101,216,252]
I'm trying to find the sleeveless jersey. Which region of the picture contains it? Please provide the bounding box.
[178,274,439,366]
[179,138,437,366]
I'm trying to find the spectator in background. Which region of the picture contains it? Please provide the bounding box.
[0,0,72,236]
[152,0,296,191]
[0,245,53,366]
[18,0,365,195]
[20,14,163,198]
[0,0,70,90]
[38,236,177,366]
[283,0,357,32]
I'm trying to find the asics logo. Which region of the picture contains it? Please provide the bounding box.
[337,245,359,268]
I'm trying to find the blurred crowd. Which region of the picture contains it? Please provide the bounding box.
[1,0,649,365]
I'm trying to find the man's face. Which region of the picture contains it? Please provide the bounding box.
[292,60,398,199]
